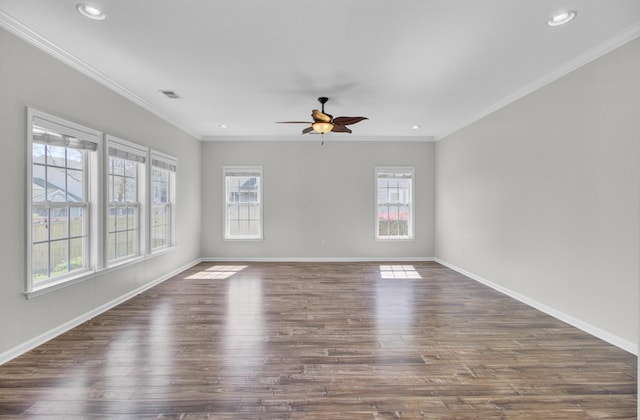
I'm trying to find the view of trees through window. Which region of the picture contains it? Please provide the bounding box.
[31,134,87,282]
[151,166,171,249]
[107,155,139,261]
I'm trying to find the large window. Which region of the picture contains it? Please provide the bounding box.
[27,109,179,296]
[106,136,147,265]
[375,167,414,240]
[150,151,177,251]
[224,166,263,240]
[28,109,101,291]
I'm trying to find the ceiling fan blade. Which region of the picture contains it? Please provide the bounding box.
[311,109,332,123]
[331,124,352,134]
[302,126,314,134]
[276,121,312,124]
[333,116,368,126]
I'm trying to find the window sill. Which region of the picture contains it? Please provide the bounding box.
[151,245,177,256]
[26,269,95,299]
[223,236,264,241]
[25,247,176,299]
[375,236,415,242]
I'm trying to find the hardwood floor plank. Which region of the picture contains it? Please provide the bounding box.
[0,262,636,418]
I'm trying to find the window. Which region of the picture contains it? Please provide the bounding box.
[28,109,101,291]
[224,166,263,240]
[375,167,414,240]
[106,136,147,265]
[150,151,177,251]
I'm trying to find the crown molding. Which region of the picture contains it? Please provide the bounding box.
[435,22,640,141]
[201,135,435,142]
[0,11,202,140]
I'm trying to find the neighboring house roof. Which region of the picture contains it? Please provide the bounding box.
[32,178,83,202]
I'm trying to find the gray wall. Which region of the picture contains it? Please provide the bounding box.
[435,38,640,348]
[0,28,202,357]
[201,140,435,260]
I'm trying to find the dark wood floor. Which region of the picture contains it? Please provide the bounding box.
[0,262,636,418]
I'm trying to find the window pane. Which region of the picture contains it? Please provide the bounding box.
[50,239,69,278]
[124,160,136,177]
[127,207,137,231]
[116,208,128,231]
[32,242,49,282]
[125,178,136,202]
[127,229,137,256]
[108,207,117,233]
[70,207,84,237]
[112,157,124,176]
[116,232,128,259]
[67,169,83,201]
[67,148,83,170]
[46,145,66,167]
[248,221,260,236]
[49,207,69,240]
[32,164,46,202]
[69,238,83,270]
[46,166,66,202]
[108,232,116,261]
[32,208,48,243]
[379,220,390,237]
[113,176,125,202]
[33,143,46,165]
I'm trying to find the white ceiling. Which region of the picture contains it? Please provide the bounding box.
[1,1,639,141]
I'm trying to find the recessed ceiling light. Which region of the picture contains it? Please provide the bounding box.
[219,124,228,129]
[411,125,421,130]
[76,4,106,20]
[547,10,576,26]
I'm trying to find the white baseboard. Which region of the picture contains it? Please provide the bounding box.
[201,256,434,263]
[0,258,202,366]
[434,258,637,355]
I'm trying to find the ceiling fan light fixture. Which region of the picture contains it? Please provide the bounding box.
[312,121,334,134]
[547,10,576,26]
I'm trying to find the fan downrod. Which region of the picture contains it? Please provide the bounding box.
[318,97,329,113]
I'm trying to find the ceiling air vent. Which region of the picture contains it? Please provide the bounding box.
[160,90,181,99]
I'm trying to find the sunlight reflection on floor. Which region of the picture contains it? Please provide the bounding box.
[379,265,422,279]
[185,265,248,280]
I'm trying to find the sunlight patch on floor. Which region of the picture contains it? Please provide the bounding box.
[379,265,422,279]
[185,265,248,280]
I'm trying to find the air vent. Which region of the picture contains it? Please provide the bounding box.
[160,90,181,99]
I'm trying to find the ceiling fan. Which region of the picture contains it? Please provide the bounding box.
[277,97,368,135]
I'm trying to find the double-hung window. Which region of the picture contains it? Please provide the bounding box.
[375,167,414,240]
[150,151,177,251]
[28,109,101,291]
[106,136,147,264]
[224,166,263,240]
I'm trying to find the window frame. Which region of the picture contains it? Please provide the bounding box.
[223,166,264,241]
[27,108,103,294]
[375,166,415,241]
[149,150,177,253]
[105,135,148,266]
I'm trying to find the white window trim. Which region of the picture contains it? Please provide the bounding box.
[105,135,148,267]
[26,108,103,295]
[149,150,177,253]
[374,166,415,241]
[223,165,264,241]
